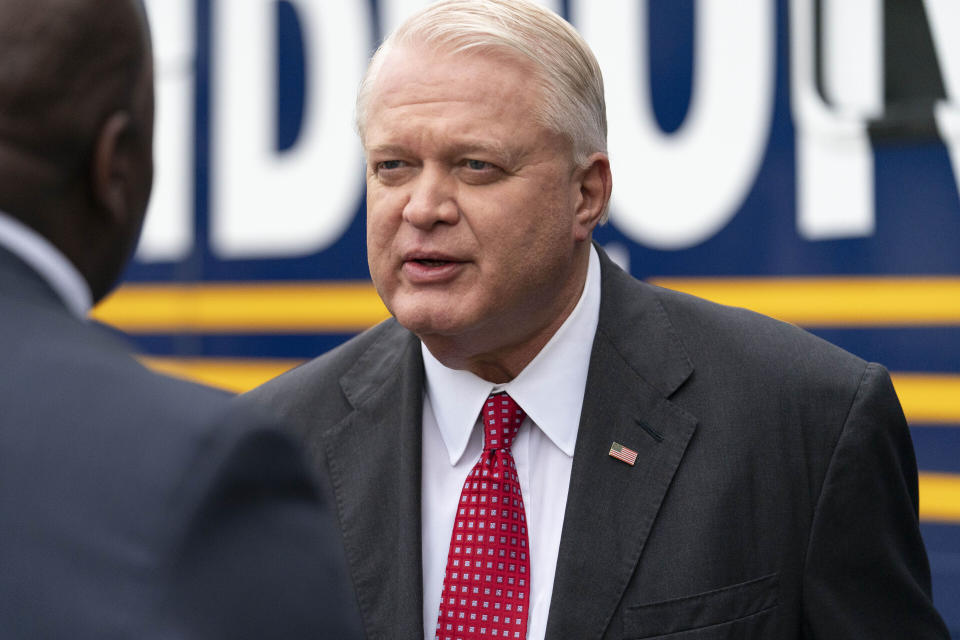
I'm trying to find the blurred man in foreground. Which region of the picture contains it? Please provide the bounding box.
[0,1,359,637]
[249,0,948,638]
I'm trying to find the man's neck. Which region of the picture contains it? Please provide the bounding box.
[420,245,595,383]
[433,312,575,383]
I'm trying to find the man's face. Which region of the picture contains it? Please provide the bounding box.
[364,45,594,366]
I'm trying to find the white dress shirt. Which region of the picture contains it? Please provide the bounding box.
[421,246,602,640]
[0,209,92,318]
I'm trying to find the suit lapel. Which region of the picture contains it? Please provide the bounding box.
[313,327,425,639]
[545,250,698,640]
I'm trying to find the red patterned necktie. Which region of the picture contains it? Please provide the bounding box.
[436,392,530,640]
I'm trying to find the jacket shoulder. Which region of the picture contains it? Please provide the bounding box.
[596,251,870,403]
[651,282,868,379]
[243,318,416,427]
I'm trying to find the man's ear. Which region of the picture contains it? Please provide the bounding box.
[91,111,134,224]
[572,152,612,242]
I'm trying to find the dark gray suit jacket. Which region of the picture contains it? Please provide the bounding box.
[0,247,361,639]
[247,249,947,639]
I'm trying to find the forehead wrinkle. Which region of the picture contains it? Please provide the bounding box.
[367,96,533,154]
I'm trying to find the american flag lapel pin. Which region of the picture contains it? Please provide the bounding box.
[608,441,638,466]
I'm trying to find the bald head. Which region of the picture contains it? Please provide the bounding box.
[0,0,154,303]
[0,0,150,170]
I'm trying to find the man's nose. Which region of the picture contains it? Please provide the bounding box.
[402,166,460,229]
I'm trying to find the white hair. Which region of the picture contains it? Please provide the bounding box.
[355,0,607,168]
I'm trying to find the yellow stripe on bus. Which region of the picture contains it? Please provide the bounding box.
[891,374,960,425]
[139,356,305,393]
[919,473,960,524]
[94,282,390,332]
[647,276,960,327]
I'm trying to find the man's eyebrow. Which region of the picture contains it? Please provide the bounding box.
[447,141,523,167]
[365,144,410,157]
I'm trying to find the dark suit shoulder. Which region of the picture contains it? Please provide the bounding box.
[651,282,867,376]
[0,301,292,541]
[244,317,416,433]
[596,255,883,482]
[647,282,876,447]
[596,255,869,412]
[0,292,364,638]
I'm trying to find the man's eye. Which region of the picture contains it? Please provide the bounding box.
[377,160,405,171]
[465,159,493,171]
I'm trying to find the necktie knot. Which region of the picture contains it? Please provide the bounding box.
[483,392,525,452]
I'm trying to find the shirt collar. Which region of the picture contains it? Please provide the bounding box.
[0,209,93,318]
[422,245,602,465]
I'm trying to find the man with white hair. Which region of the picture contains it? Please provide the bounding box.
[249,1,948,638]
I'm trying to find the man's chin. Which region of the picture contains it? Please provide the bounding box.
[394,311,462,339]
